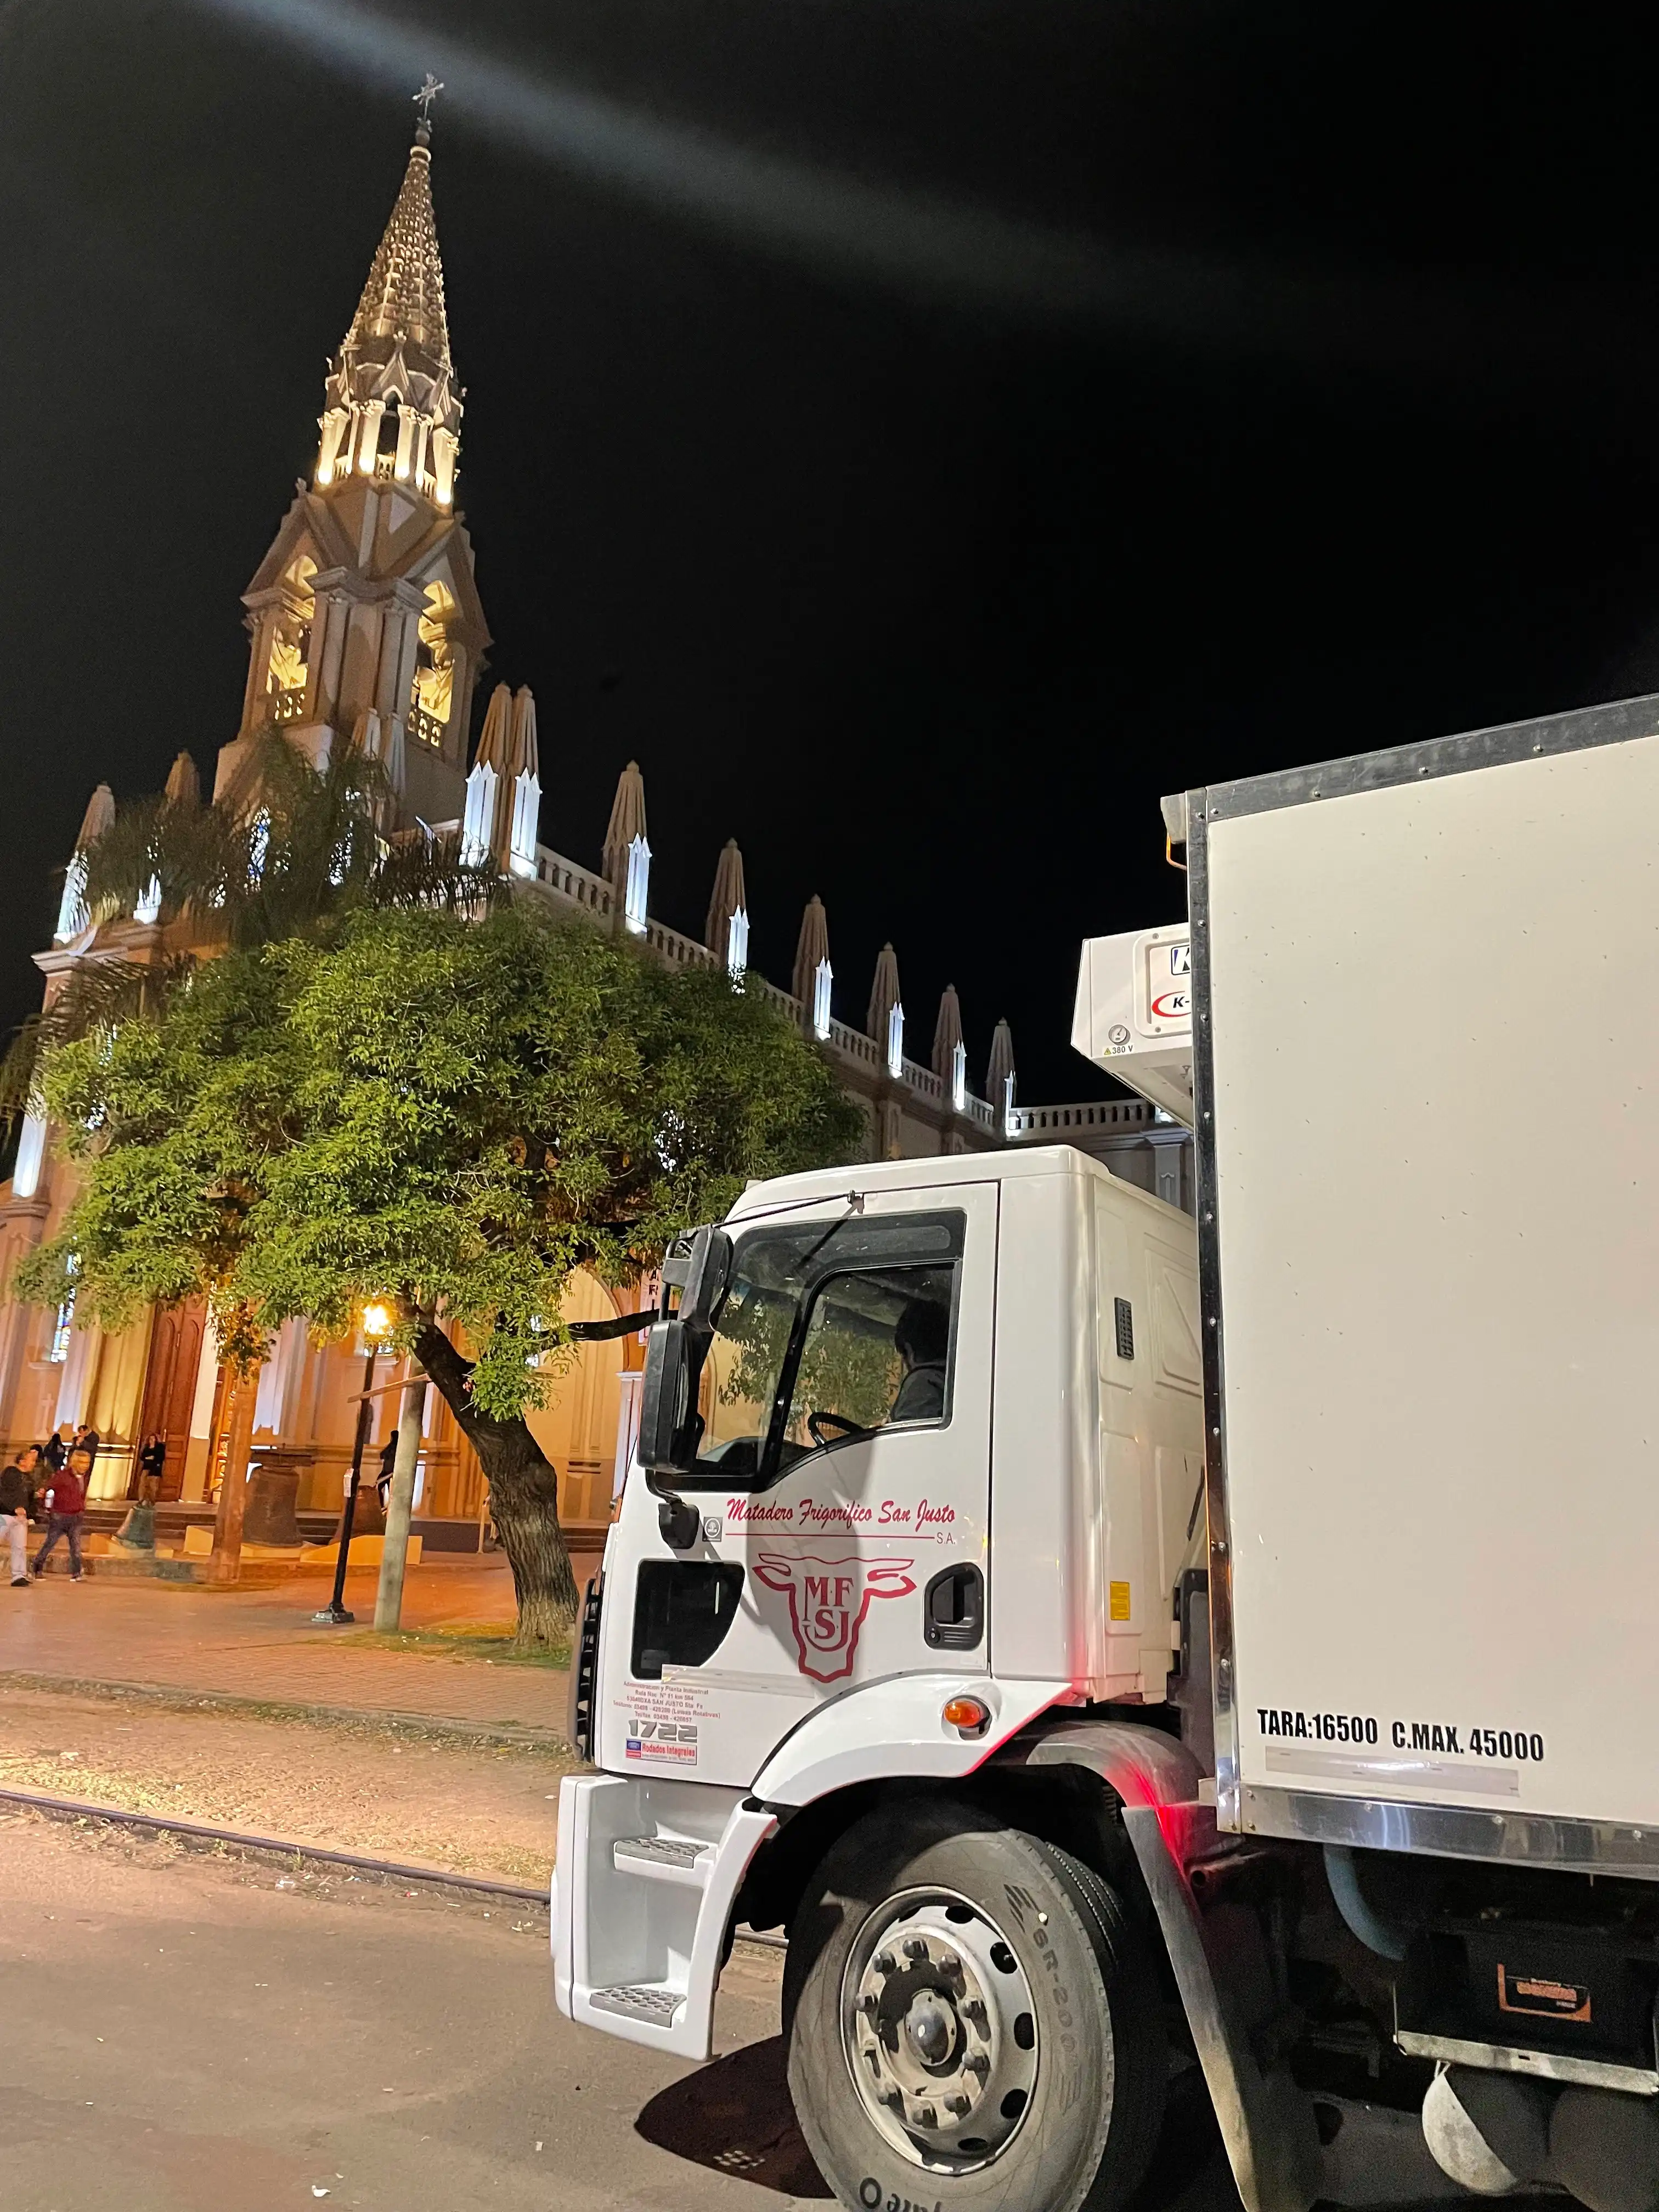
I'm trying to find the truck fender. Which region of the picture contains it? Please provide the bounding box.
[1023,1722,1322,2212]
[751,1673,1073,1807]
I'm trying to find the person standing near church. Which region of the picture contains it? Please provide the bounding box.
[138,1432,166,1503]
[33,1444,91,1581]
[0,1444,40,1587]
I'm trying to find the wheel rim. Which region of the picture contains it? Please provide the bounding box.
[839,1886,1040,2174]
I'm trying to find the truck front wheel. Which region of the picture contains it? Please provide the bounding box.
[785,1801,1165,2212]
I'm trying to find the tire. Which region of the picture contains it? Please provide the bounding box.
[786,1798,1165,2212]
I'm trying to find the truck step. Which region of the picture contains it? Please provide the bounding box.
[589,1982,685,2027]
[611,1835,715,1887]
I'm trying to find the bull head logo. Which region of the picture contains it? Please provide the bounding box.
[753,1551,916,1683]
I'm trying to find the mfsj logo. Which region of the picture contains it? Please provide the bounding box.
[754,1552,916,1683]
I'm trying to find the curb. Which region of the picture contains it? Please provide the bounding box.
[0,1782,549,1903]
[0,1668,571,1751]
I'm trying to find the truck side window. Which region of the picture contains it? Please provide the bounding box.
[779,1262,957,1461]
[630,1560,746,1681]
[689,1211,964,1487]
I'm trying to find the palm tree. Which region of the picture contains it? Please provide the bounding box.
[2,729,496,1124]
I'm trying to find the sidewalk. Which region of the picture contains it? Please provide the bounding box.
[0,1680,576,1885]
[0,1552,599,1740]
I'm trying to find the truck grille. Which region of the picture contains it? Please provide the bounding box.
[569,1572,603,1760]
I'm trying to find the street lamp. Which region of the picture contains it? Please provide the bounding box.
[313,1302,392,1626]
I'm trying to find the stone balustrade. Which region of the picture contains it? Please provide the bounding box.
[524,839,997,1131]
[1008,1098,1165,1137]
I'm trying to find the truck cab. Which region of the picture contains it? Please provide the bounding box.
[556,1146,1204,2040]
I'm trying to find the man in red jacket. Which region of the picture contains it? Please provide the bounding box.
[33,1443,91,1581]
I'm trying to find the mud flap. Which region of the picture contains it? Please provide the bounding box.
[1022,1722,1321,2212]
[1121,1804,1321,2212]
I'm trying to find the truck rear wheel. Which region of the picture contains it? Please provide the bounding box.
[785,1800,1165,2212]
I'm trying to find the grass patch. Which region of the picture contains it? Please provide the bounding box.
[334,1623,571,1669]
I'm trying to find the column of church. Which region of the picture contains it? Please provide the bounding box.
[306,585,348,730]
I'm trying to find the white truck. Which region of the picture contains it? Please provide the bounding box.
[555,696,1659,2212]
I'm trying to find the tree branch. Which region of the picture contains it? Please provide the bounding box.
[412,1314,475,1423]
[567,1308,656,1341]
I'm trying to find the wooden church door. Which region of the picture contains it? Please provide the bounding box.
[134,1302,205,1500]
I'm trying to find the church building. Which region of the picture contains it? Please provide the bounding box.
[0,100,1186,1565]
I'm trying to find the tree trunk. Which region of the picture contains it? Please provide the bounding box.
[206,1372,258,1588]
[414,1319,579,1649]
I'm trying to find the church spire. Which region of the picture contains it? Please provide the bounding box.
[603,763,650,935]
[705,840,749,977]
[986,1018,1017,1136]
[868,944,905,1077]
[793,896,832,1038]
[932,984,968,1111]
[314,83,462,506]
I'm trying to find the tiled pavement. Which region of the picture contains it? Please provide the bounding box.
[0,1553,598,1739]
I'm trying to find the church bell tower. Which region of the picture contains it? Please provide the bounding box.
[216,79,489,833]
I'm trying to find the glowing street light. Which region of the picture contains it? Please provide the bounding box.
[314,1301,394,1626]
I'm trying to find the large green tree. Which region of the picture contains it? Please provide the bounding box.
[19,902,860,1642]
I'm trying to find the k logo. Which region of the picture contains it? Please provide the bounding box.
[754,1551,917,1683]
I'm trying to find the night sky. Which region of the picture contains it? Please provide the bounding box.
[1,3,1656,1103]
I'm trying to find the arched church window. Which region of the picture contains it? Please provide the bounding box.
[48,1292,75,1365]
[375,400,407,481]
[266,555,317,725]
[410,581,457,748]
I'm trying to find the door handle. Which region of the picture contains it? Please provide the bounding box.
[923,1562,984,1651]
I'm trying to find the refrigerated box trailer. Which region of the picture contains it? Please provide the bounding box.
[556,692,1659,2211]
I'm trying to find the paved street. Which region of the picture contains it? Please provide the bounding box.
[0,1555,591,1739]
[3,1810,1250,2212]
[2,1808,801,2212]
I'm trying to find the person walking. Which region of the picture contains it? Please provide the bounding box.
[0,1444,40,1587]
[43,1424,71,1473]
[33,1443,91,1581]
[375,1429,398,1514]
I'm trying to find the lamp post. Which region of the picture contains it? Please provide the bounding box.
[313,1304,391,1626]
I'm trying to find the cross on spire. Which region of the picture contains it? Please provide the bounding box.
[413,73,443,143]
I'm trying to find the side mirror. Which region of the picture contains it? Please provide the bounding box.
[639,1317,698,1475]
[679,1226,733,1337]
[639,1224,730,1484]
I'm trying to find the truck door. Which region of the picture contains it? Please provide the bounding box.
[600,1181,998,1788]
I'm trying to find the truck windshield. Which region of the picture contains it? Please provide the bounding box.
[691,1210,964,1486]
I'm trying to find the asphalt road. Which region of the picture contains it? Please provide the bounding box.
[0,1808,1251,2212]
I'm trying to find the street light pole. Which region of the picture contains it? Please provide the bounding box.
[314,1308,390,1625]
